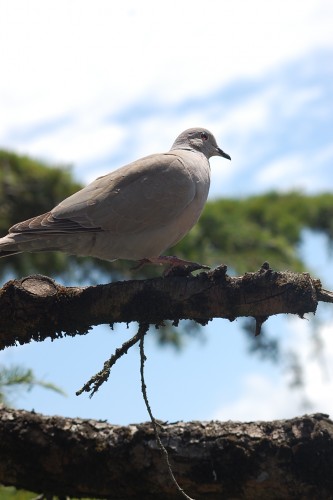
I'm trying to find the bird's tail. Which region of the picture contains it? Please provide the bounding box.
[0,231,95,259]
[0,233,25,258]
[0,233,54,258]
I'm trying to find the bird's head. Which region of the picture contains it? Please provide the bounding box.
[171,127,231,161]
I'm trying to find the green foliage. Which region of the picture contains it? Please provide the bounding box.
[0,486,37,500]
[174,191,333,274]
[0,486,99,499]
[0,150,82,279]
[0,365,65,405]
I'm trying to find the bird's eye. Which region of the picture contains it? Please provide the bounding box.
[201,132,208,141]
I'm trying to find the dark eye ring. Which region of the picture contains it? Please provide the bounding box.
[201,132,208,141]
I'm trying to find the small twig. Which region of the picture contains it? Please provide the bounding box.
[139,332,195,500]
[254,315,268,336]
[318,288,333,303]
[76,323,149,397]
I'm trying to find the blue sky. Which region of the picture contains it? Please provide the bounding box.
[1,0,333,424]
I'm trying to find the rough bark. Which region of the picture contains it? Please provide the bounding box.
[0,263,330,351]
[0,407,333,499]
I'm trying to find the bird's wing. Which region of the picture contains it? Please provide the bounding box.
[10,153,197,235]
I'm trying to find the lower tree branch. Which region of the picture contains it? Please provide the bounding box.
[0,406,333,499]
[0,263,325,350]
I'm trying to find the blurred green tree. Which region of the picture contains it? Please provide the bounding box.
[173,191,333,274]
[0,150,82,279]
[0,365,65,406]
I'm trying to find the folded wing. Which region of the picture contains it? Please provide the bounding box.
[9,153,196,236]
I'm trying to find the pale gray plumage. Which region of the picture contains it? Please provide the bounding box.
[0,128,230,267]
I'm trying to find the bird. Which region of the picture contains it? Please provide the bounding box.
[0,128,230,272]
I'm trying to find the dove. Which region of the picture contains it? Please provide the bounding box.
[0,128,230,271]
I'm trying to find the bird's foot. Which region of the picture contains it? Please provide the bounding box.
[133,256,210,276]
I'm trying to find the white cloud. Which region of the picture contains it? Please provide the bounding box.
[253,148,333,193]
[213,374,307,421]
[21,121,126,167]
[256,154,305,187]
[279,86,324,119]
[213,319,333,421]
[1,0,332,133]
[0,0,332,194]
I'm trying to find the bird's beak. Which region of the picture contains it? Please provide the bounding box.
[217,147,231,160]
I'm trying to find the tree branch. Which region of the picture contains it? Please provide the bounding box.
[0,263,324,350]
[76,322,149,397]
[1,406,333,499]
